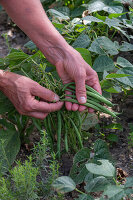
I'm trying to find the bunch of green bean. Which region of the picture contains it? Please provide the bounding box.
[61,82,118,118]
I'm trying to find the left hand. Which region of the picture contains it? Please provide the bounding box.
[55,47,102,112]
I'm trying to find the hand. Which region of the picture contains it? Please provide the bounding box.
[0,72,63,119]
[56,47,102,112]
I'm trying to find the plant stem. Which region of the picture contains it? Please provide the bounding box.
[75,188,85,195]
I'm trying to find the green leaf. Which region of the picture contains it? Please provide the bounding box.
[0,128,20,173]
[124,177,133,188]
[6,52,29,61]
[104,87,119,93]
[116,67,133,88]
[75,194,94,200]
[71,6,86,18]
[84,0,123,13]
[70,148,90,184]
[72,34,91,48]
[89,36,119,55]
[24,41,37,50]
[93,139,112,161]
[85,159,115,177]
[107,134,118,142]
[76,48,92,66]
[47,9,70,21]
[103,185,124,199]
[105,17,123,28]
[84,176,108,193]
[117,57,133,68]
[120,42,133,51]
[82,16,103,25]
[104,123,123,130]
[0,92,15,114]
[93,56,115,72]
[52,176,76,193]
[106,73,131,78]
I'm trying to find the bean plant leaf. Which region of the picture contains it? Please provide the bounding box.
[84,0,123,13]
[102,185,124,199]
[117,57,133,68]
[0,92,15,114]
[75,194,94,200]
[24,41,37,50]
[93,56,115,72]
[120,42,133,51]
[105,17,124,28]
[47,9,70,21]
[82,16,103,25]
[106,73,131,78]
[72,34,91,48]
[0,128,20,173]
[124,177,133,188]
[75,48,92,66]
[70,148,90,184]
[6,52,29,61]
[52,176,76,193]
[84,176,108,193]
[89,36,119,55]
[116,67,133,88]
[71,6,86,18]
[93,139,112,161]
[85,159,115,177]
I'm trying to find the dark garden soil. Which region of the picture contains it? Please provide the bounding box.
[0,10,133,199]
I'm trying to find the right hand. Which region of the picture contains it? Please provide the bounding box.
[0,71,63,119]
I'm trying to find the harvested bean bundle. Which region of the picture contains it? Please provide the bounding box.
[61,82,118,118]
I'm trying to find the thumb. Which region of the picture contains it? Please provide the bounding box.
[75,79,87,104]
[31,83,60,102]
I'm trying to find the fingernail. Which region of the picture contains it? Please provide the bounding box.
[80,97,86,104]
[54,94,60,102]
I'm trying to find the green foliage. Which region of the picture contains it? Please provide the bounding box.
[53,140,133,199]
[128,123,133,148]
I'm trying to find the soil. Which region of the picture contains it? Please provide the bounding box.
[0,10,133,199]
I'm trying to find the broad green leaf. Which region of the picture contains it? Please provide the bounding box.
[89,36,119,55]
[47,9,70,21]
[104,87,119,93]
[93,56,115,72]
[116,67,133,87]
[0,92,15,114]
[0,128,20,173]
[24,41,37,50]
[6,52,29,61]
[106,73,131,78]
[75,194,94,200]
[82,113,98,130]
[85,159,115,177]
[52,176,76,193]
[84,176,108,192]
[56,7,70,17]
[82,16,103,25]
[104,123,123,130]
[117,57,133,68]
[120,42,133,51]
[83,0,123,13]
[93,139,112,161]
[71,6,86,18]
[70,148,90,184]
[105,17,123,28]
[72,34,91,48]
[124,177,133,188]
[107,134,118,142]
[76,48,92,66]
[108,12,127,19]
[103,185,124,199]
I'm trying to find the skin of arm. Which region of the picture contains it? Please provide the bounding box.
[0,0,101,117]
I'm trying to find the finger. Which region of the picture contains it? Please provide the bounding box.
[86,68,102,95]
[31,83,60,102]
[79,105,87,112]
[88,108,94,113]
[27,112,49,120]
[65,90,72,111]
[32,100,64,113]
[72,103,79,111]
[75,78,87,104]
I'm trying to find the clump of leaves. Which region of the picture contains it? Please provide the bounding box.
[53,139,133,200]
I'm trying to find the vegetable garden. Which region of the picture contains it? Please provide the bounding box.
[0,0,133,199]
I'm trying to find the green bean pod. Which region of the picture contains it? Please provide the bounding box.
[69,118,83,149]
[57,111,62,159]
